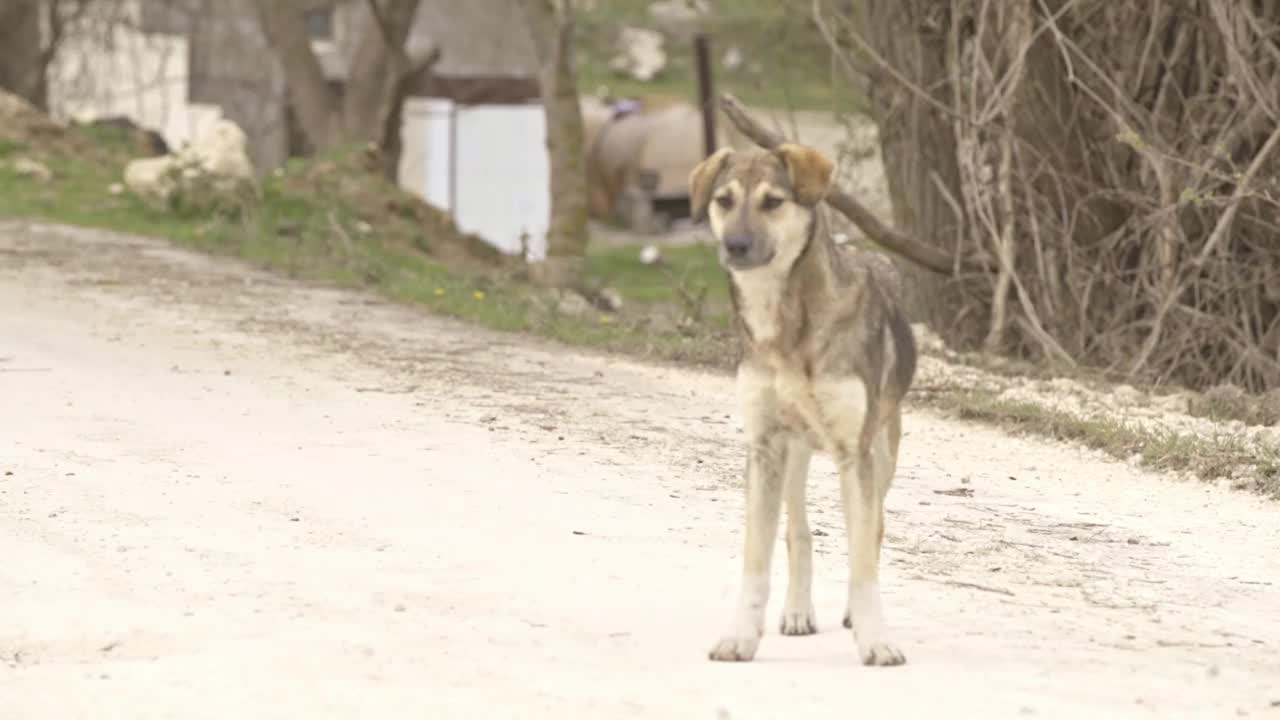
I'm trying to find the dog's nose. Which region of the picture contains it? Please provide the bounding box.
[724,235,751,258]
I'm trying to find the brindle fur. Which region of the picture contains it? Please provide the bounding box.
[690,143,916,667]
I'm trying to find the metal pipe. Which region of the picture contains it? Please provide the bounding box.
[693,32,717,158]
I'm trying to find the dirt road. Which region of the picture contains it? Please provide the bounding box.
[1,221,1277,719]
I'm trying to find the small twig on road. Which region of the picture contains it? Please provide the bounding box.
[999,539,1080,560]
[942,579,1016,597]
[1154,639,1234,649]
[911,574,1016,597]
[354,385,419,394]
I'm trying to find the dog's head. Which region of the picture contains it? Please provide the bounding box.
[688,143,834,271]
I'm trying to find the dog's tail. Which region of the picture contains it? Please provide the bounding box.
[888,306,917,392]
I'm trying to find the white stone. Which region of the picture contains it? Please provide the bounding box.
[911,322,947,354]
[124,155,181,201]
[12,157,52,182]
[609,27,667,82]
[556,290,592,317]
[182,120,254,188]
[123,118,255,202]
[723,46,744,71]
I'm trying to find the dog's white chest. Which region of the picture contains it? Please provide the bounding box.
[733,271,785,342]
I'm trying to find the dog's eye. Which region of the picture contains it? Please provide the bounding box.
[714,195,735,210]
[761,195,785,211]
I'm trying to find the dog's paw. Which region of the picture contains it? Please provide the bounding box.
[779,605,817,636]
[858,640,906,667]
[708,635,760,662]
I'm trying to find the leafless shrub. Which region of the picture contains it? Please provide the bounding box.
[811,0,1280,392]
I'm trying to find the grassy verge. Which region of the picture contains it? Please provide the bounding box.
[0,122,737,369]
[919,387,1280,498]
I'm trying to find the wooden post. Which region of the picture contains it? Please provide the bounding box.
[693,33,717,158]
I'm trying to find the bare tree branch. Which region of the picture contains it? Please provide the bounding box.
[719,92,971,275]
[363,0,398,53]
[837,0,1280,389]
[1128,105,1280,376]
[811,0,959,120]
[520,0,590,284]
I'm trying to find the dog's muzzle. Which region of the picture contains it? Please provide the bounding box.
[723,233,751,260]
[721,234,774,270]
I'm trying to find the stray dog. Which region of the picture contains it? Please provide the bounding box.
[689,143,916,666]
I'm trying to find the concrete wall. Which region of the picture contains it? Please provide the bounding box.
[42,0,553,258]
[402,97,550,259]
[47,0,223,152]
[47,0,288,174]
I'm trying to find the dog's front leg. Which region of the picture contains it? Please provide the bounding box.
[780,438,816,635]
[708,432,787,662]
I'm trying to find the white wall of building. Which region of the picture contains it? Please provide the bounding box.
[42,2,551,260]
[46,1,223,151]
[400,98,550,260]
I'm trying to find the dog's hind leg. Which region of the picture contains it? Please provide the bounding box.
[819,377,904,668]
[842,407,903,629]
[839,417,905,666]
[779,438,817,635]
[709,432,788,662]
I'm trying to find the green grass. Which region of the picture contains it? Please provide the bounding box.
[585,242,731,320]
[1186,384,1280,427]
[575,0,865,115]
[922,387,1280,498]
[0,124,738,368]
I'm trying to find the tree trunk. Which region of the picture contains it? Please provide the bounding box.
[253,0,430,156]
[253,0,341,150]
[378,60,432,181]
[521,0,590,286]
[0,1,48,110]
[843,0,1280,389]
[849,0,975,337]
[342,0,421,148]
[850,0,1118,350]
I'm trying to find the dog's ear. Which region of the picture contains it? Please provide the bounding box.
[774,143,834,207]
[688,147,734,223]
